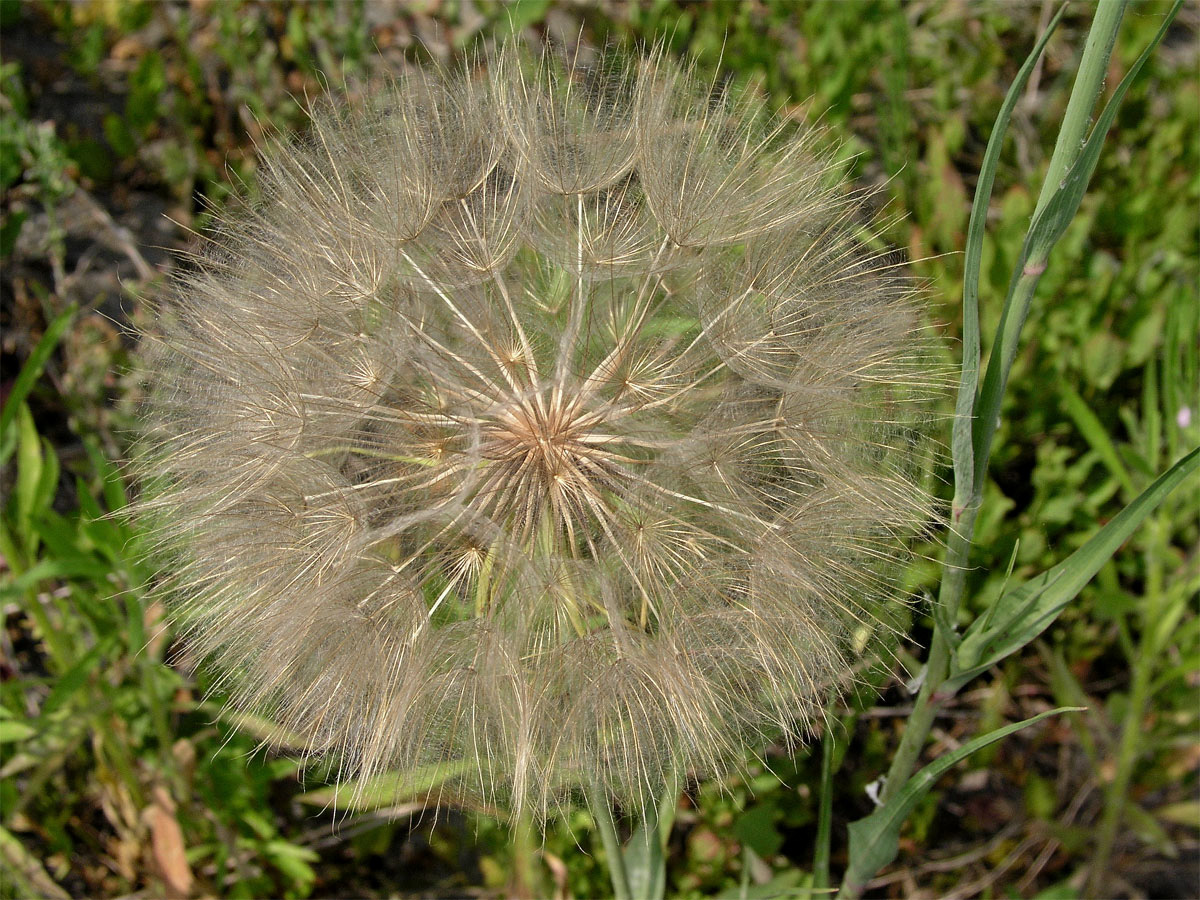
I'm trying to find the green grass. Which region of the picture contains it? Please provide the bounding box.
[2,1,1196,897]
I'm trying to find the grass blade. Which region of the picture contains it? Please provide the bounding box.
[954,3,1067,512]
[1025,0,1183,264]
[296,759,473,812]
[0,304,76,466]
[1059,385,1137,496]
[623,779,676,900]
[972,0,1181,486]
[947,445,1199,692]
[839,707,1081,898]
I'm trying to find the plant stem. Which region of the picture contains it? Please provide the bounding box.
[974,0,1126,481]
[812,726,837,894]
[972,268,1051,488]
[878,505,977,805]
[1090,643,1154,890]
[586,779,632,900]
[510,806,542,899]
[880,0,1128,808]
[1032,0,1127,220]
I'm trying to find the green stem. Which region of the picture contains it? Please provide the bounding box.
[1032,0,1127,220]
[974,0,1126,485]
[879,506,977,805]
[510,806,542,899]
[586,779,632,900]
[882,0,1128,809]
[812,726,837,894]
[972,270,1049,489]
[1090,646,1153,890]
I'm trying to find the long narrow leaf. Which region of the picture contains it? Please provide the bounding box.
[14,404,43,540]
[41,637,119,716]
[1059,385,1137,496]
[623,779,676,900]
[1030,0,1127,220]
[1025,0,1183,265]
[947,446,1199,692]
[0,556,113,597]
[0,304,77,465]
[839,707,1080,898]
[0,825,71,900]
[296,759,473,812]
[953,3,1067,511]
[971,0,1181,484]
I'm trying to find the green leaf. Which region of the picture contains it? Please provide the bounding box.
[624,815,665,900]
[1123,801,1179,858]
[0,825,70,900]
[65,136,113,182]
[498,0,551,33]
[0,720,35,743]
[103,112,136,159]
[1024,0,1181,267]
[1059,386,1136,496]
[0,209,27,257]
[126,52,166,134]
[13,403,42,539]
[33,435,60,517]
[953,2,1066,509]
[623,780,677,900]
[714,868,805,899]
[970,1,1163,490]
[839,708,1079,897]
[947,446,1199,692]
[0,130,23,192]
[0,303,76,466]
[295,759,472,811]
[0,555,112,599]
[198,703,308,750]
[83,436,129,512]
[1155,801,1200,829]
[1032,882,1079,900]
[264,840,318,886]
[76,475,104,521]
[734,802,784,857]
[41,637,116,716]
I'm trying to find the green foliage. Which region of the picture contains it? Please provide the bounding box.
[0,298,316,900]
[0,61,76,261]
[842,708,1080,896]
[947,446,1198,693]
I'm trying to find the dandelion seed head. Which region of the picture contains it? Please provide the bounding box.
[136,43,942,819]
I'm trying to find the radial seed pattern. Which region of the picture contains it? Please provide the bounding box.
[137,45,940,818]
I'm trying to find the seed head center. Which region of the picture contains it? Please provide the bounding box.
[474,388,624,539]
[489,395,585,479]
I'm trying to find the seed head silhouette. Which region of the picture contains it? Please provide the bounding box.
[137,44,939,820]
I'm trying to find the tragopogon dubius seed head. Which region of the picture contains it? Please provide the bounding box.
[135,43,942,821]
